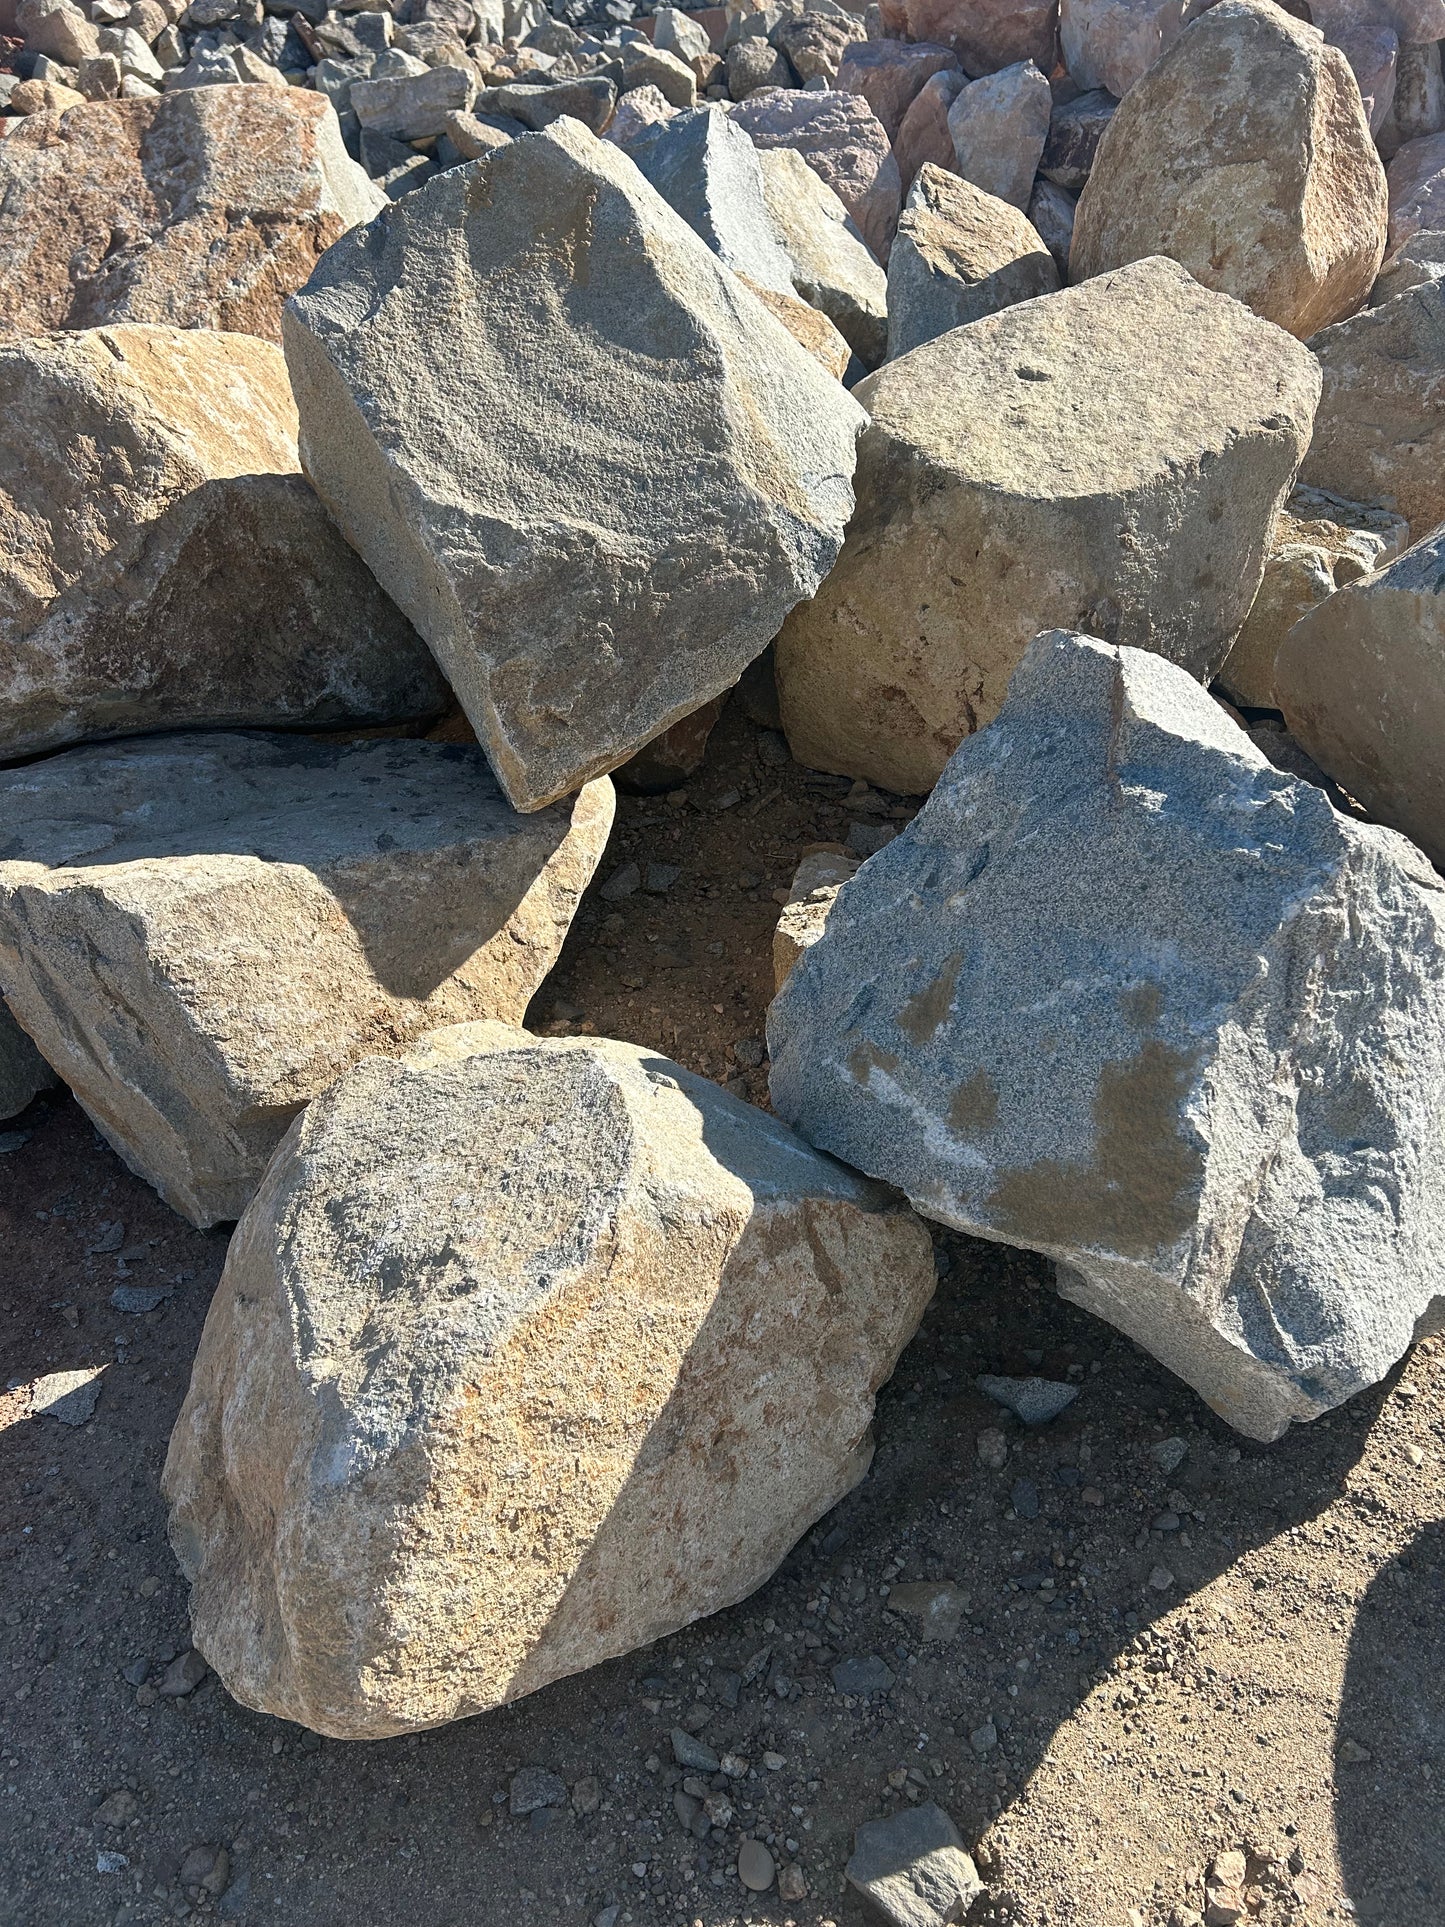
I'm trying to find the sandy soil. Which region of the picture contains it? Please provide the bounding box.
[1,692,1441,1927]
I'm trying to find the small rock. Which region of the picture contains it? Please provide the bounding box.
[831,1654,896,1696]
[845,1801,984,1926]
[111,1284,172,1315]
[1204,1848,1248,1926]
[778,1861,808,1901]
[95,1850,129,1875]
[737,1837,775,1892]
[1010,1476,1040,1520]
[509,1767,568,1816]
[732,1038,766,1070]
[887,1579,966,1641]
[968,1720,998,1755]
[975,1426,1010,1469]
[1148,1564,1175,1592]
[642,863,682,895]
[1151,1437,1188,1476]
[572,1775,602,1815]
[977,1376,1079,1426]
[845,821,897,858]
[601,863,642,901]
[177,1845,229,1897]
[1339,1737,1373,1762]
[670,1728,721,1773]
[158,1649,208,1697]
[94,1790,137,1826]
[29,1368,102,1427]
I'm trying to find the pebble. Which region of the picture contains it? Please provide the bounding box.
[158,1649,208,1697]
[178,1844,229,1896]
[1339,1737,1372,1762]
[968,1720,998,1755]
[1152,1436,1188,1474]
[732,1037,766,1069]
[28,1367,103,1426]
[976,1374,1079,1424]
[509,1766,568,1815]
[737,1837,775,1892]
[642,862,680,893]
[831,1654,896,1696]
[886,1580,966,1642]
[94,1790,137,1825]
[95,1850,128,1875]
[600,862,641,900]
[975,1427,1009,1469]
[571,1774,601,1814]
[1010,1476,1040,1519]
[111,1283,171,1314]
[1148,1565,1175,1591]
[670,1727,720,1772]
[778,1860,808,1901]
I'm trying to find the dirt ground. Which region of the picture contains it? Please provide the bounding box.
[1,690,1441,1927]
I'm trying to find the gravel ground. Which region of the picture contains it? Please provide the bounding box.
[1,691,1441,1927]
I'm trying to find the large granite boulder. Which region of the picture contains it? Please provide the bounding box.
[285,120,864,815]
[835,38,959,143]
[774,257,1319,795]
[161,1024,936,1738]
[728,87,902,263]
[0,325,448,765]
[0,88,382,342]
[1070,0,1388,338]
[1276,528,1445,868]
[886,164,1059,359]
[1300,277,1445,533]
[769,631,1445,1441]
[0,737,613,1226]
[756,145,890,366]
[893,68,966,197]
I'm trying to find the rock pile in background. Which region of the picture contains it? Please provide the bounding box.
[1,0,1444,1758]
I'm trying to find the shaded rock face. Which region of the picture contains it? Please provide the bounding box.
[0,1004,56,1123]
[894,68,966,198]
[768,632,1445,1442]
[727,86,902,263]
[284,119,864,815]
[946,57,1052,210]
[0,736,613,1226]
[0,326,448,764]
[0,87,383,342]
[886,164,1059,359]
[625,104,795,292]
[774,257,1319,795]
[1070,0,1388,338]
[1301,278,1445,535]
[1215,485,1408,709]
[160,1025,936,1739]
[1277,527,1445,870]
[756,144,890,367]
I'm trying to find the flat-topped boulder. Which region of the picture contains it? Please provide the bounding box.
[769,632,1445,1441]
[0,736,613,1226]
[284,119,864,814]
[775,257,1319,794]
[161,1024,936,1737]
[0,87,382,341]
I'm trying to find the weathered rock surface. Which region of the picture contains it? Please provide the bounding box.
[1071,0,1388,338]
[351,62,475,138]
[893,67,965,197]
[1300,277,1445,533]
[0,1005,57,1122]
[1215,484,1408,708]
[1277,528,1445,868]
[845,1803,984,1927]
[1383,124,1445,255]
[729,87,901,262]
[1377,38,1445,156]
[1040,85,1116,190]
[1308,0,1398,134]
[769,631,1445,1441]
[835,38,958,143]
[773,850,861,989]
[879,0,1058,78]
[0,86,382,342]
[160,1023,936,1737]
[285,119,864,814]
[886,164,1059,360]
[0,736,613,1226]
[757,144,890,365]
[0,326,448,763]
[738,275,854,377]
[1027,178,1077,263]
[947,58,1051,211]
[775,257,1319,794]
[627,104,794,292]
[1060,0,1205,98]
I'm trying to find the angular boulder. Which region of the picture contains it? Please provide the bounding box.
[886,164,1059,360]
[947,59,1052,211]
[774,257,1319,795]
[1040,86,1116,190]
[1276,528,1445,868]
[0,325,448,764]
[0,736,613,1226]
[1215,484,1408,709]
[769,631,1445,1441]
[1384,127,1445,256]
[1060,0,1209,97]
[728,87,902,262]
[0,87,382,341]
[0,1006,57,1123]
[627,104,794,292]
[756,144,890,366]
[835,38,959,143]
[161,1024,936,1738]
[1070,0,1388,338]
[879,0,1059,77]
[893,67,965,197]
[1300,278,1445,533]
[285,120,864,814]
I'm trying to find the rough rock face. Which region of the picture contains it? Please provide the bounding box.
[1301,278,1445,532]
[0,1005,56,1122]
[887,164,1060,359]
[1384,126,1445,253]
[1215,485,1409,709]
[773,851,860,990]
[1378,39,1445,156]
[0,326,448,764]
[728,87,902,262]
[0,736,613,1226]
[1308,0,1398,134]
[769,631,1445,1441]
[1276,529,1445,868]
[879,0,1059,77]
[160,1024,936,1738]
[835,38,958,143]
[1070,0,1388,338]
[947,59,1052,210]
[0,87,383,342]
[627,105,794,292]
[1040,86,1116,190]
[893,67,965,196]
[284,120,864,815]
[756,145,890,366]
[1060,0,1210,97]
[774,257,1319,795]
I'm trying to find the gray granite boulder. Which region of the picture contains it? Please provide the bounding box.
[769,631,1445,1441]
[887,164,1059,360]
[285,119,864,813]
[756,145,890,366]
[0,735,613,1225]
[627,105,794,292]
[947,58,1051,212]
[728,87,902,263]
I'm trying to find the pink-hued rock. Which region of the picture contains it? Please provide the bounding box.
[1385,128,1445,256]
[947,58,1051,210]
[1308,0,1398,132]
[835,38,960,142]
[1060,0,1216,97]
[894,67,966,194]
[729,88,902,261]
[879,0,1059,75]
[1378,0,1445,39]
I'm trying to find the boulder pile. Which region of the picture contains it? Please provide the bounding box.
[2,0,1443,1745]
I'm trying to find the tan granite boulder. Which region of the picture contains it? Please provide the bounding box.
[887,163,1059,359]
